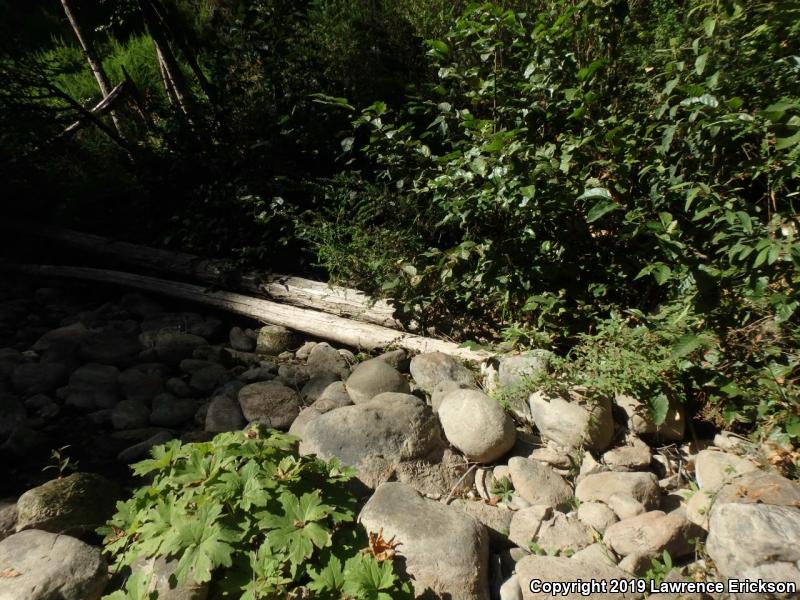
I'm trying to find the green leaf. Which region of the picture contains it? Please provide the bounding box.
[585,199,621,223]
[703,17,716,37]
[649,393,670,427]
[775,129,800,150]
[695,53,708,76]
[671,334,703,358]
[426,39,449,55]
[578,187,612,202]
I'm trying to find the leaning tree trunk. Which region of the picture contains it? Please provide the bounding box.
[139,0,191,115]
[59,0,125,138]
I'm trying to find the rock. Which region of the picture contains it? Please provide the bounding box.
[614,393,685,441]
[529,390,614,452]
[66,363,119,410]
[205,396,245,433]
[376,348,409,372]
[190,363,229,394]
[0,395,25,438]
[438,389,516,463]
[500,575,523,600]
[238,381,300,429]
[295,341,317,361]
[79,329,141,365]
[133,555,209,600]
[737,563,800,600]
[0,530,107,600]
[517,555,643,600]
[603,445,651,470]
[229,326,256,352]
[15,472,119,536]
[119,367,164,404]
[431,379,475,412]
[577,451,608,482]
[299,394,446,491]
[617,552,651,576]
[0,501,17,542]
[450,499,514,547]
[707,502,800,579]
[313,381,352,411]
[345,359,409,404]
[287,406,324,438]
[300,374,339,403]
[713,431,752,453]
[11,362,68,396]
[189,318,223,340]
[239,365,277,383]
[359,482,490,599]
[509,505,552,548]
[118,431,174,463]
[508,457,573,509]
[535,512,595,555]
[693,449,759,492]
[306,343,350,379]
[578,502,619,533]
[165,377,192,398]
[575,472,661,510]
[112,399,151,430]
[155,331,208,365]
[606,493,646,520]
[150,393,198,427]
[529,445,573,470]
[714,470,800,507]
[498,350,553,388]
[571,543,618,568]
[604,510,696,561]
[31,322,88,353]
[409,351,474,393]
[255,325,294,355]
[276,363,310,388]
[120,292,165,318]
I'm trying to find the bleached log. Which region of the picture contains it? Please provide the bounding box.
[2,264,493,363]
[5,221,399,328]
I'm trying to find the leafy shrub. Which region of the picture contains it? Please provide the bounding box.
[99,425,411,599]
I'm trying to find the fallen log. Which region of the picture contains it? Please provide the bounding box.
[2,264,493,363]
[3,221,399,328]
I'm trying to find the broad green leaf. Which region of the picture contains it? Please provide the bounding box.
[585,199,621,223]
[649,393,670,428]
[671,334,704,358]
[695,53,708,76]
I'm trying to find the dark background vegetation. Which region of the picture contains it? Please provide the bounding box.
[1,0,799,445]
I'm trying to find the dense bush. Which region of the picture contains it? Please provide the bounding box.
[100,425,412,599]
[300,1,800,442]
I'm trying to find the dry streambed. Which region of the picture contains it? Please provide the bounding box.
[0,280,798,600]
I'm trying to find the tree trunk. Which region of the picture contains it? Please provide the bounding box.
[139,0,191,115]
[1,264,493,363]
[59,0,125,138]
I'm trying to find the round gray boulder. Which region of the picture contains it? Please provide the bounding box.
[438,389,516,462]
[345,358,409,404]
[238,381,300,429]
[409,351,474,393]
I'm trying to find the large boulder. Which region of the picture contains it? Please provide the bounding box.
[238,381,300,430]
[409,352,474,393]
[438,389,516,462]
[529,390,614,452]
[299,394,447,491]
[707,502,800,581]
[497,350,553,388]
[575,472,660,510]
[507,457,573,510]
[516,555,643,600]
[15,472,120,536]
[345,359,409,404]
[31,322,88,353]
[66,363,120,410]
[714,470,800,508]
[0,530,107,600]
[359,482,490,599]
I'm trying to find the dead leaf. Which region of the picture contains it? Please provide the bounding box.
[366,528,402,562]
[0,569,21,578]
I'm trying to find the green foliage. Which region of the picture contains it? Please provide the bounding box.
[99,425,412,599]
[645,550,674,586]
[42,445,79,478]
[490,476,513,503]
